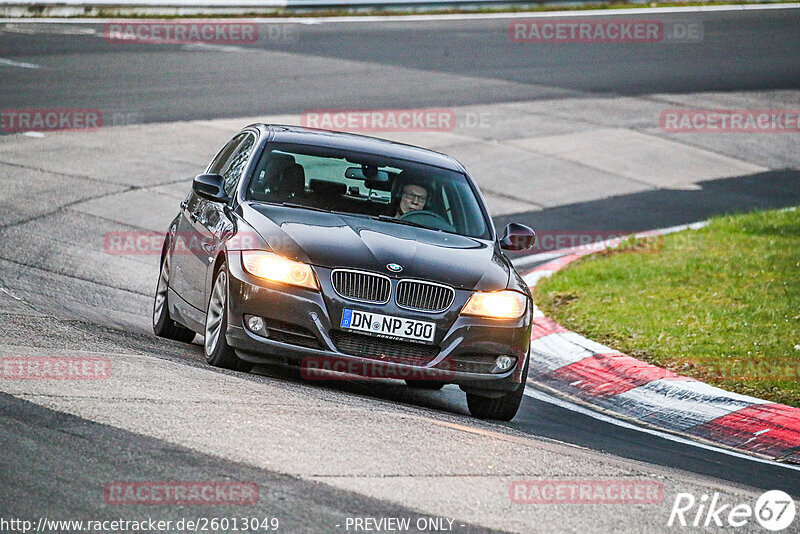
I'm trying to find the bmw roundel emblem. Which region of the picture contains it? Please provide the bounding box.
[386,263,403,273]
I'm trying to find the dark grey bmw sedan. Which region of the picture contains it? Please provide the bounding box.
[154,124,536,420]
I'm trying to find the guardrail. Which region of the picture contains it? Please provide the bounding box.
[0,0,569,7]
[0,1,787,22]
[0,0,588,18]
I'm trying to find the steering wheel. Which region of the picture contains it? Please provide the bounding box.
[398,210,456,232]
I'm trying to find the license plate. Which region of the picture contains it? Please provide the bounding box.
[340,309,435,343]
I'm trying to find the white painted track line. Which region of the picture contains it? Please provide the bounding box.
[524,385,800,472]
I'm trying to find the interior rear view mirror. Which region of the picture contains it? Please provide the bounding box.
[345,166,391,183]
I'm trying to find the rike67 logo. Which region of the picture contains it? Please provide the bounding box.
[668,490,796,531]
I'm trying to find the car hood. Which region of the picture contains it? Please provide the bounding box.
[244,203,510,290]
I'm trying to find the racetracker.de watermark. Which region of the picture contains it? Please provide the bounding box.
[660,109,800,133]
[1,357,111,380]
[103,21,259,45]
[509,19,702,43]
[1,109,101,133]
[104,482,259,505]
[0,516,279,533]
[530,230,663,253]
[300,357,455,381]
[103,231,263,255]
[301,108,457,132]
[510,479,663,504]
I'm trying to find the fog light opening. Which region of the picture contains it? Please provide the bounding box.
[246,315,266,335]
[494,355,515,373]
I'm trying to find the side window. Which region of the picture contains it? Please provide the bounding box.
[441,187,454,225]
[443,183,467,235]
[208,134,246,175]
[221,134,256,196]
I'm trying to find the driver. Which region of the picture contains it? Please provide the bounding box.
[395,183,429,217]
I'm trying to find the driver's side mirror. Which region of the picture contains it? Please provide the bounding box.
[499,223,536,251]
[192,174,228,202]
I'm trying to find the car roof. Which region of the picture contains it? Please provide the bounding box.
[250,124,466,173]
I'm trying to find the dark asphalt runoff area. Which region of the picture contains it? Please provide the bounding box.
[0,392,500,534]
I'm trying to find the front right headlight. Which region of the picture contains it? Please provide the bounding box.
[460,290,527,319]
[241,251,319,290]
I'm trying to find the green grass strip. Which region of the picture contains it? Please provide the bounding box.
[534,207,800,407]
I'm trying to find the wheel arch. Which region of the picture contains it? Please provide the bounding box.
[205,249,230,310]
[212,250,228,279]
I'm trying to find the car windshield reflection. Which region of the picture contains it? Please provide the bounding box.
[246,143,490,239]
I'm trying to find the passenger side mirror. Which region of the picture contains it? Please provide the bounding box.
[192,174,228,202]
[499,223,536,251]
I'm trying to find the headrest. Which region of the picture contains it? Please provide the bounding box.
[274,164,305,196]
[264,153,296,174]
[309,179,346,196]
[365,179,392,191]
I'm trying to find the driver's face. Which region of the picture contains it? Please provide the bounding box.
[398,184,428,215]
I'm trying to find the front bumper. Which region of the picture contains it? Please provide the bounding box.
[224,252,531,393]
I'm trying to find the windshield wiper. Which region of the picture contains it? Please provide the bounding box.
[280,202,333,213]
[372,214,433,231]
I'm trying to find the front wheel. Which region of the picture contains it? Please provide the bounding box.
[204,266,251,372]
[466,357,529,421]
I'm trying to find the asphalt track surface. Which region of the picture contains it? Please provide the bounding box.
[0,10,798,122]
[1,8,800,533]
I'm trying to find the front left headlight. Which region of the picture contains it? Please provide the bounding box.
[461,290,527,319]
[241,250,319,290]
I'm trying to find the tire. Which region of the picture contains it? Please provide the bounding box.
[204,266,240,370]
[405,380,445,390]
[237,360,255,373]
[466,356,529,421]
[204,264,252,373]
[153,250,196,343]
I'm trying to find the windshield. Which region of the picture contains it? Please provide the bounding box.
[245,143,490,239]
